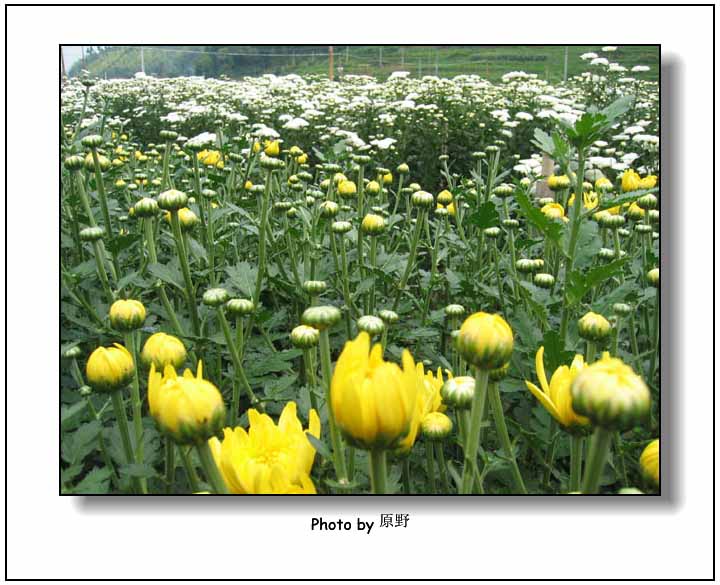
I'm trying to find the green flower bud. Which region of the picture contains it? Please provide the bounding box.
[534,273,555,289]
[648,210,660,224]
[133,197,159,218]
[647,268,659,288]
[503,219,519,230]
[484,227,501,238]
[79,226,105,242]
[290,325,320,349]
[81,134,104,148]
[612,303,633,317]
[444,304,465,318]
[578,311,612,342]
[537,197,555,206]
[226,298,255,316]
[79,385,93,397]
[441,376,475,410]
[571,356,651,430]
[157,189,188,211]
[516,259,535,274]
[379,309,399,324]
[547,174,571,191]
[493,183,514,198]
[637,193,658,210]
[598,247,619,261]
[202,288,229,307]
[396,163,409,175]
[301,305,342,330]
[64,155,85,171]
[488,362,510,382]
[437,190,453,205]
[421,412,453,441]
[635,223,652,234]
[356,315,385,337]
[411,191,434,209]
[598,213,625,229]
[201,188,217,200]
[331,220,353,235]
[159,130,178,141]
[302,280,328,295]
[273,201,292,212]
[365,180,381,196]
[63,345,83,359]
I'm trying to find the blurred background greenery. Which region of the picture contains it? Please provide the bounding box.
[64,45,659,83]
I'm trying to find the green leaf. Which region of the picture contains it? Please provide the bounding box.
[61,401,88,429]
[541,330,574,373]
[465,201,500,230]
[566,258,628,307]
[73,467,112,494]
[120,463,157,479]
[187,237,208,263]
[573,221,601,269]
[225,261,258,297]
[601,95,634,123]
[148,262,184,292]
[514,189,564,245]
[596,188,658,212]
[306,434,333,461]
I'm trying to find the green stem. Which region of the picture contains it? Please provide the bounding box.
[435,442,450,493]
[91,148,120,280]
[614,432,629,487]
[460,369,489,494]
[179,446,200,492]
[581,427,613,494]
[487,380,527,493]
[392,209,426,311]
[337,234,358,317]
[569,435,583,492]
[302,349,319,412]
[91,240,114,302]
[426,442,436,494]
[110,389,139,493]
[646,290,660,382]
[402,458,411,494]
[369,448,387,494]
[586,340,597,364]
[169,211,201,336]
[195,441,229,494]
[319,330,348,483]
[217,309,259,420]
[164,440,176,494]
[368,237,378,314]
[123,332,147,494]
[85,397,120,489]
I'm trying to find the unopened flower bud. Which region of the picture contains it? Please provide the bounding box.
[534,273,555,289]
[647,268,659,288]
[86,344,135,392]
[302,280,328,295]
[331,220,352,235]
[441,376,475,410]
[81,134,103,149]
[290,325,320,349]
[226,298,254,317]
[141,332,187,370]
[637,193,657,210]
[379,309,399,324]
[157,189,188,211]
[445,304,465,318]
[302,305,342,330]
[79,226,105,242]
[421,412,453,440]
[133,197,159,218]
[457,312,514,370]
[361,213,385,235]
[202,288,229,307]
[357,315,385,337]
[109,299,146,331]
[578,311,612,342]
[493,183,514,198]
[437,190,453,205]
[484,227,501,238]
[612,303,633,317]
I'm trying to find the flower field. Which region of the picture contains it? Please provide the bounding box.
[60,49,660,495]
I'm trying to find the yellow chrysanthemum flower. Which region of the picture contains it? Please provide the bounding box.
[197,149,224,168]
[639,439,659,486]
[148,362,226,445]
[638,175,657,190]
[541,202,568,222]
[568,191,599,211]
[525,346,591,434]
[621,169,641,192]
[396,365,447,454]
[209,402,320,494]
[331,332,419,450]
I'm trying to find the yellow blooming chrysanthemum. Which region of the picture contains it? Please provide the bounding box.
[568,191,599,211]
[396,365,447,454]
[638,175,657,190]
[621,169,642,192]
[331,332,419,450]
[209,402,320,494]
[541,202,568,222]
[525,346,591,434]
[197,149,224,168]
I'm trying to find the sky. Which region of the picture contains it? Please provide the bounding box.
[62,46,97,68]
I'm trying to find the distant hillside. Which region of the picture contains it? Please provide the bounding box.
[68,45,658,83]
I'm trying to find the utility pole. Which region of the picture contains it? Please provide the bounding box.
[379,46,383,67]
[61,47,66,78]
[81,45,85,68]
[345,45,349,64]
[328,45,334,80]
[400,47,405,67]
[435,49,439,76]
[563,46,569,82]
[140,46,145,74]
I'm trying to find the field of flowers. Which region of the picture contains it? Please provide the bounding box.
[60,50,660,495]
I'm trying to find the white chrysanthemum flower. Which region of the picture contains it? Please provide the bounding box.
[580,52,598,60]
[186,131,216,148]
[624,125,644,134]
[602,46,618,52]
[590,57,610,66]
[283,117,309,130]
[515,111,534,121]
[632,65,650,72]
[370,137,397,150]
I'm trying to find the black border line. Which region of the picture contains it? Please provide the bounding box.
[1,2,713,581]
